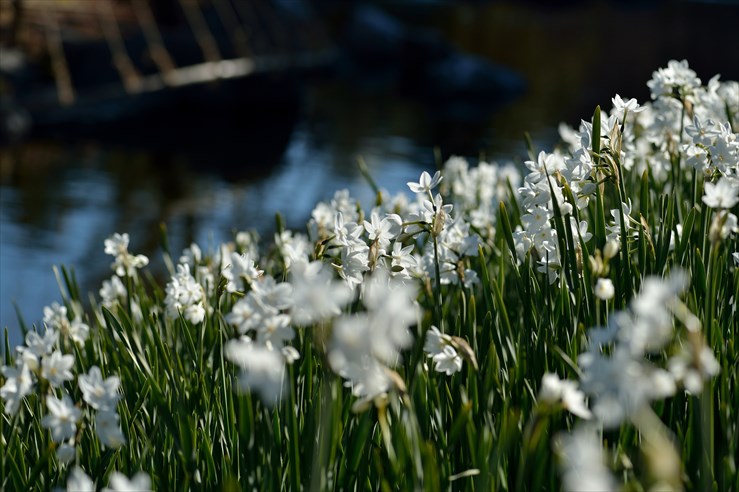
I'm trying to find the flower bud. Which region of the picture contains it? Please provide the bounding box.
[604,239,620,259]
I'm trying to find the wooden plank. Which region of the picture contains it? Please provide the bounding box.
[131,0,177,84]
[40,8,75,105]
[97,0,142,93]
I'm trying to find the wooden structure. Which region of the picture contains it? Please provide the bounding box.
[0,0,335,131]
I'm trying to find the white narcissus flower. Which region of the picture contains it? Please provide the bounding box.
[78,366,121,411]
[538,373,592,420]
[164,264,206,324]
[668,345,720,395]
[41,351,75,388]
[250,276,293,311]
[95,410,126,448]
[424,326,463,376]
[1,362,34,415]
[22,329,59,359]
[224,251,263,292]
[66,467,94,492]
[407,170,443,194]
[703,177,739,209]
[432,346,464,376]
[43,303,90,345]
[224,337,286,406]
[611,94,645,117]
[104,233,149,277]
[56,441,76,465]
[594,278,615,300]
[255,313,294,348]
[289,260,353,326]
[103,471,152,492]
[42,394,81,442]
[556,426,617,492]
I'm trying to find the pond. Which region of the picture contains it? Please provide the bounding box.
[2,1,738,346]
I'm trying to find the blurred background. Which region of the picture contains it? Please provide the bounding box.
[1,0,738,343]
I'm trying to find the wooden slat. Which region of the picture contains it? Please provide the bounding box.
[97,0,141,93]
[211,0,251,58]
[131,0,177,84]
[179,0,222,63]
[40,8,74,105]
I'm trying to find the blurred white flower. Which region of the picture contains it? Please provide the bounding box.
[164,264,206,324]
[78,366,121,411]
[580,347,675,428]
[538,373,591,419]
[289,260,353,326]
[556,426,616,492]
[104,233,149,277]
[56,441,76,465]
[103,471,152,492]
[43,303,88,344]
[100,275,127,309]
[594,278,615,301]
[1,362,34,415]
[95,410,126,449]
[255,313,294,348]
[226,293,271,335]
[224,337,286,406]
[42,394,81,442]
[250,276,293,311]
[223,251,263,292]
[703,176,739,209]
[41,351,75,388]
[22,328,58,359]
[65,467,94,492]
[668,343,720,395]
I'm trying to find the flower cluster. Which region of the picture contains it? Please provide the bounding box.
[1,321,125,466]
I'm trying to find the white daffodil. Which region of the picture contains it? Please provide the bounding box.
[103,471,152,492]
[424,326,464,376]
[1,362,34,415]
[611,94,646,118]
[65,467,94,492]
[555,426,617,492]
[78,366,121,411]
[42,394,81,442]
[41,351,75,388]
[255,313,294,348]
[668,344,720,395]
[594,278,615,301]
[407,170,443,194]
[538,373,592,420]
[95,410,126,449]
[250,276,293,311]
[56,441,76,465]
[104,233,149,277]
[22,328,58,359]
[100,275,127,309]
[703,176,739,209]
[43,303,89,345]
[164,264,206,324]
[223,251,263,292]
[224,337,286,406]
[289,260,353,326]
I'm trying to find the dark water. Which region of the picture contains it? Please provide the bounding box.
[2,1,738,346]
